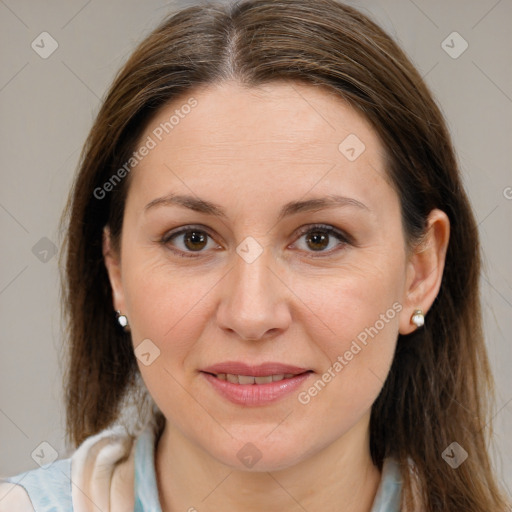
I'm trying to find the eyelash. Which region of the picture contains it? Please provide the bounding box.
[160,223,352,259]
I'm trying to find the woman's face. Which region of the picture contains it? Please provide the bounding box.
[105,80,412,471]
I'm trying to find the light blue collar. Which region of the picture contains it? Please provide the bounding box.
[370,457,402,511]
[134,422,163,512]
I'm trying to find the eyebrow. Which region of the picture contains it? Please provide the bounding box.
[144,193,370,221]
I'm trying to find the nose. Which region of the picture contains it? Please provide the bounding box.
[215,244,292,341]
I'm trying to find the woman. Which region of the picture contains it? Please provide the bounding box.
[1,0,509,510]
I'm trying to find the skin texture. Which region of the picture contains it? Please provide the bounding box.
[103,80,450,512]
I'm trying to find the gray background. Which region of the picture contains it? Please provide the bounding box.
[0,0,511,496]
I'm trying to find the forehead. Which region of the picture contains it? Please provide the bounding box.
[128,80,391,206]
[153,81,379,147]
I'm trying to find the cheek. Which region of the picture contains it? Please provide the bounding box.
[121,250,216,367]
[297,256,403,406]
[301,251,403,344]
[122,238,198,319]
[122,259,212,429]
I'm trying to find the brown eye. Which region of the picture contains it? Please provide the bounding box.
[161,227,217,258]
[182,230,208,251]
[305,230,330,251]
[294,224,351,257]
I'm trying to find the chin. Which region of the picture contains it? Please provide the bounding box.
[198,427,320,473]
[215,446,308,473]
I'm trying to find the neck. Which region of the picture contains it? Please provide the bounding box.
[155,413,382,512]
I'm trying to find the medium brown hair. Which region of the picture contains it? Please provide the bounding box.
[58,0,510,510]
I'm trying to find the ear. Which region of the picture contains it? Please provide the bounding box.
[399,209,450,335]
[102,226,126,314]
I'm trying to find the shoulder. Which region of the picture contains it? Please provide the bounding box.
[0,458,70,512]
[0,425,135,512]
[0,480,36,512]
[0,458,72,512]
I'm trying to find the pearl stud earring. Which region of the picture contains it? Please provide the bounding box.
[411,309,424,328]
[116,310,130,331]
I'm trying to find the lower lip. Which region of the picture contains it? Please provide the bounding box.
[201,372,312,406]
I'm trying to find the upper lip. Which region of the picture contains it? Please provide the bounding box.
[201,361,311,377]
